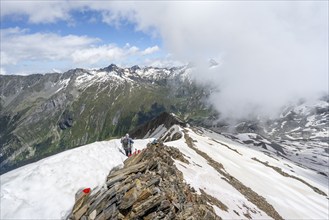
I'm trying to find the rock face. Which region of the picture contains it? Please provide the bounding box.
[67,143,220,220]
[129,112,186,139]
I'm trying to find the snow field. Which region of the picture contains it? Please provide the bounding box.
[184,128,329,219]
[171,138,271,219]
[0,139,149,219]
[1,127,327,220]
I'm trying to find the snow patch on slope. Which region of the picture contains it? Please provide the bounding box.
[171,138,271,219]
[54,78,70,93]
[143,124,167,139]
[0,139,149,219]
[179,128,329,220]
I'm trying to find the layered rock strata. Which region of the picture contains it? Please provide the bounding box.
[68,143,220,220]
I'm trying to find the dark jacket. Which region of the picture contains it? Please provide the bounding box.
[121,137,134,149]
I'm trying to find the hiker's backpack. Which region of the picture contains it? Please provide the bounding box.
[122,137,129,148]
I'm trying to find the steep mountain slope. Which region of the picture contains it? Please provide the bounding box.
[234,96,328,142]
[129,112,186,139]
[2,63,326,177]
[0,65,214,174]
[176,127,328,219]
[1,119,328,219]
[231,97,329,176]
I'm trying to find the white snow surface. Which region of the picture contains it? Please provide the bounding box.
[1,127,328,220]
[143,124,167,139]
[0,139,149,219]
[170,137,271,219]
[74,71,124,90]
[175,128,329,220]
[54,78,70,93]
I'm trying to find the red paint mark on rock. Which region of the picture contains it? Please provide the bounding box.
[83,188,91,194]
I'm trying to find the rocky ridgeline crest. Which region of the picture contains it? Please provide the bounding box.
[68,142,220,220]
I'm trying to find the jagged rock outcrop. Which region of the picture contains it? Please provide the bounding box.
[160,125,184,142]
[68,143,220,220]
[129,112,186,139]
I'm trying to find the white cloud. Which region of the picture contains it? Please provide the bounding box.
[0,67,7,75]
[0,28,158,73]
[97,1,328,119]
[143,53,184,68]
[52,68,62,73]
[2,1,328,119]
[0,1,72,23]
[141,45,160,55]
[143,58,182,68]
[1,28,99,65]
[71,44,138,64]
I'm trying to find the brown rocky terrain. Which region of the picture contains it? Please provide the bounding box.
[67,142,221,220]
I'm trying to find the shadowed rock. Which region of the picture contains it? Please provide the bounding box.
[129,112,186,139]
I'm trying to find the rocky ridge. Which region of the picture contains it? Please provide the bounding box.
[129,112,186,139]
[68,142,220,220]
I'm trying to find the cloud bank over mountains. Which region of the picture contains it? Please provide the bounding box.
[0,27,160,74]
[1,1,328,119]
[99,1,328,118]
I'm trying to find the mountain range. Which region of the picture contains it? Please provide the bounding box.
[0,64,214,174]
[1,64,328,178]
[0,65,328,219]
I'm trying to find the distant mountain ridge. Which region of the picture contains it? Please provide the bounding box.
[1,64,327,175]
[215,96,329,176]
[0,64,213,174]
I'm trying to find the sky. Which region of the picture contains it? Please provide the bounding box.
[0,1,170,75]
[1,1,328,119]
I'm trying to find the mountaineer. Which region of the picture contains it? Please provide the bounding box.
[121,134,134,156]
